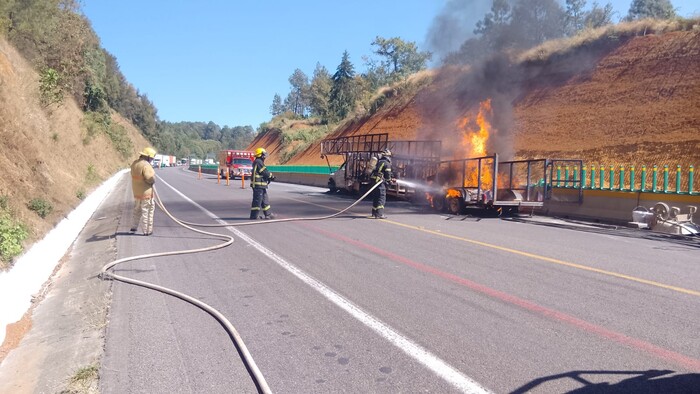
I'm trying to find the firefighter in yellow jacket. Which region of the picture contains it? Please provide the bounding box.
[249,148,276,220]
[130,147,157,235]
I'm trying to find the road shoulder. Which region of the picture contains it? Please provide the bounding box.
[0,175,129,393]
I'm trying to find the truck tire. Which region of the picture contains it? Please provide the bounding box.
[446,196,464,215]
[431,195,446,212]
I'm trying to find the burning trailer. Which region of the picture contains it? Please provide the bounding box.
[426,156,583,215]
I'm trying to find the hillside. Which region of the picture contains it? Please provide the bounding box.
[0,37,150,268]
[277,23,699,174]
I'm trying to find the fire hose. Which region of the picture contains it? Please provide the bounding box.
[100,180,384,393]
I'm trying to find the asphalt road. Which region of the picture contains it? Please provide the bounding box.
[101,166,700,393]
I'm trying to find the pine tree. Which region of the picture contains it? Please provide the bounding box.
[328,51,356,122]
[308,63,332,120]
[270,93,284,116]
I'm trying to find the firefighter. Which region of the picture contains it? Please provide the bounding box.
[371,148,394,219]
[130,147,157,235]
[249,147,276,220]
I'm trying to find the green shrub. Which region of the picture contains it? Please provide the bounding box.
[81,111,132,158]
[0,195,8,210]
[0,212,28,265]
[27,198,53,218]
[39,67,64,107]
[51,132,59,142]
[86,164,99,184]
[76,189,86,200]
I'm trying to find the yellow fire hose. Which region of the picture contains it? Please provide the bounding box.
[100,180,383,393]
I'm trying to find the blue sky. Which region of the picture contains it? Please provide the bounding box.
[81,0,699,130]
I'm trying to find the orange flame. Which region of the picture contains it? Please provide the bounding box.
[446,189,460,198]
[457,99,494,190]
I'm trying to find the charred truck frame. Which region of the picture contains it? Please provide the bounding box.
[321,133,442,200]
[431,156,583,214]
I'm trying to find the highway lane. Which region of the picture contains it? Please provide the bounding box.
[101,166,700,393]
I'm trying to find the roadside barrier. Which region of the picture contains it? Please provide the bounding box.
[556,163,695,194]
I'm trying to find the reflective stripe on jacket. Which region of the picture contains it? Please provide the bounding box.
[131,158,156,199]
[372,157,392,183]
[251,157,271,189]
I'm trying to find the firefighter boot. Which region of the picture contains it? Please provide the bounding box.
[250,211,260,220]
[376,208,387,219]
[264,212,276,220]
[371,208,378,218]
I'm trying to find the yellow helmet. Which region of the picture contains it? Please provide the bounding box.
[255,147,267,158]
[140,147,157,158]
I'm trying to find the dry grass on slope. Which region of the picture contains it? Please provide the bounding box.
[519,18,700,63]
[0,37,150,269]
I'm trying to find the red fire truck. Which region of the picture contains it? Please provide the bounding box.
[218,150,254,179]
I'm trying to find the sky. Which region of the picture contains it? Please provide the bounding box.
[81,0,699,130]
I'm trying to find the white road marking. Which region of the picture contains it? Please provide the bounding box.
[159,178,490,394]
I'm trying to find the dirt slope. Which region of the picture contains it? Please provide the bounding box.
[283,28,699,173]
[0,37,150,267]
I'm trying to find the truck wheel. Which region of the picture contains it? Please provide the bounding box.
[446,197,464,215]
[431,195,446,212]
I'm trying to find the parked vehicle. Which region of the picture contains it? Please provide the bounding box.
[218,150,254,179]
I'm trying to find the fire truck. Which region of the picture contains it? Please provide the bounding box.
[218,150,254,179]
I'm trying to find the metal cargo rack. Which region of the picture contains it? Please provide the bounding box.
[430,155,582,214]
[321,133,389,156]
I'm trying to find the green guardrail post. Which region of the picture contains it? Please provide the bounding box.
[652,165,658,192]
[663,165,669,193]
[556,166,561,187]
[590,165,596,189]
[600,165,605,190]
[564,166,570,188]
[675,165,682,194]
[630,166,636,192]
[609,165,615,190]
[640,165,646,192]
[582,166,588,188]
[689,165,695,194]
[619,165,625,191]
[573,166,579,188]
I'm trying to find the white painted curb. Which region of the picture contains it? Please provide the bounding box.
[0,169,128,345]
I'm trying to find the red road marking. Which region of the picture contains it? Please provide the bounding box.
[303,223,700,372]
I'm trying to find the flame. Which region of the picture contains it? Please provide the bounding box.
[446,189,460,198]
[457,99,494,190]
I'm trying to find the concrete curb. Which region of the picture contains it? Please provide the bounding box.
[0,169,128,345]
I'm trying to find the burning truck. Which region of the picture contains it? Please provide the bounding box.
[320,98,583,215]
[321,133,442,200]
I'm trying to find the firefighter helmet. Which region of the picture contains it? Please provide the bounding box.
[255,148,267,158]
[139,147,157,159]
[380,148,392,157]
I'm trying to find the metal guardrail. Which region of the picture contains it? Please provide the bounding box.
[555,164,695,195]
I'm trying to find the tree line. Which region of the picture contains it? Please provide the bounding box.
[269,0,678,124]
[269,36,432,124]
[0,0,252,159]
[2,0,679,160]
[444,0,677,65]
